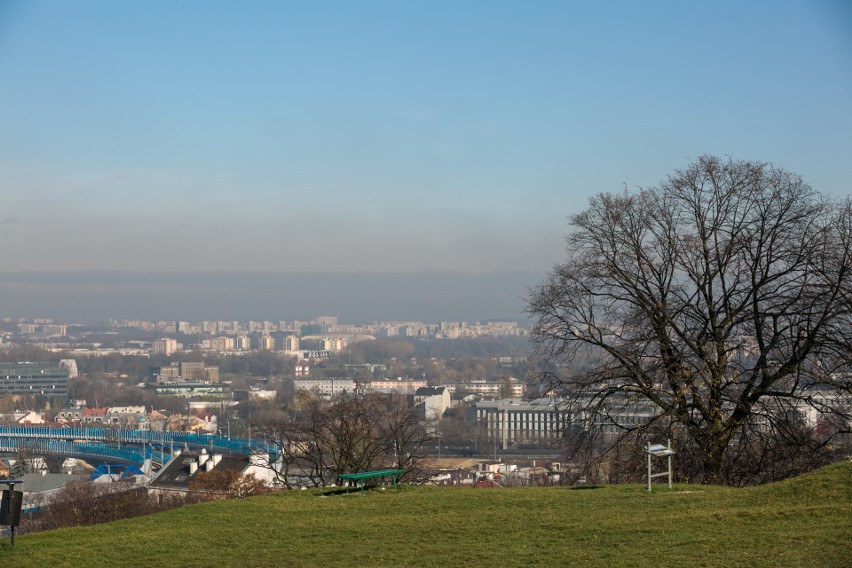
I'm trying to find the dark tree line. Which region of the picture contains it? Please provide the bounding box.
[21,482,190,534]
[204,351,295,377]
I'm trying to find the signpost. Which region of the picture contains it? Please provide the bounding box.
[646,440,675,492]
[1,480,24,545]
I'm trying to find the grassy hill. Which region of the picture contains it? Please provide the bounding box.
[3,461,849,567]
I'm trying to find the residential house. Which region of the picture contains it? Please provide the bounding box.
[20,472,89,510]
[106,406,148,429]
[82,407,108,424]
[16,411,46,425]
[475,461,516,481]
[192,412,218,434]
[55,406,84,423]
[414,386,451,422]
[148,449,276,495]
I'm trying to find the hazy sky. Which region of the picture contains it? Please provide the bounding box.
[0,0,850,275]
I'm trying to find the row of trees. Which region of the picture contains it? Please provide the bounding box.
[22,469,266,534]
[23,482,187,533]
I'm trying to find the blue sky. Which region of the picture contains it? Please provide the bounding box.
[1,0,850,273]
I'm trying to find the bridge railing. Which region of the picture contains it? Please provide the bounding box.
[0,426,273,457]
[0,438,146,465]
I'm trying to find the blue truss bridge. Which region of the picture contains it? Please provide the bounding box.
[0,426,268,468]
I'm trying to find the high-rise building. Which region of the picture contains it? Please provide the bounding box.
[0,362,69,397]
[152,338,178,356]
[235,335,251,351]
[179,362,207,381]
[41,324,67,336]
[320,337,346,351]
[256,335,274,351]
[300,323,327,336]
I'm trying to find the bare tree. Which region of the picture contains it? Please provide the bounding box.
[188,469,267,499]
[321,394,386,476]
[528,155,851,484]
[252,399,333,488]
[24,481,189,533]
[254,393,433,488]
[374,393,433,473]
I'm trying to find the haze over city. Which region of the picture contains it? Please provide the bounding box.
[1,1,850,321]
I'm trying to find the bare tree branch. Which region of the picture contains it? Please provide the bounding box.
[528,156,851,484]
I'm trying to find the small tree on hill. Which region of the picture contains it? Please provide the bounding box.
[189,469,266,499]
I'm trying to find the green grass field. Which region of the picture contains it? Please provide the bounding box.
[3,461,849,567]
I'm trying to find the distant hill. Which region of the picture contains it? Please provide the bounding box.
[0,270,544,323]
[5,461,850,567]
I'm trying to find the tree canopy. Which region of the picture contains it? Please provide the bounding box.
[528,155,851,484]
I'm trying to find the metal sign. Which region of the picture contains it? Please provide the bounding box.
[646,440,675,491]
[1,480,24,545]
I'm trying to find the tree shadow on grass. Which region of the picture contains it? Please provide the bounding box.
[319,484,387,497]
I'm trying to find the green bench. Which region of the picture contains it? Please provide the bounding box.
[338,468,407,496]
